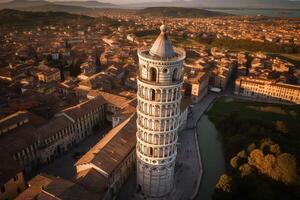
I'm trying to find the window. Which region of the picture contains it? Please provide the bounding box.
[14,175,18,181]
[17,187,21,194]
[163,68,168,73]
[149,68,157,82]
[151,89,155,101]
[149,147,153,156]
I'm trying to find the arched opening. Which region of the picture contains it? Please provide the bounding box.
[149,68,157,82]
[173,89,177,101]
[151,89,155,101]
[172,68,178,81]
[155,105,160,116]
[149,147,153,156]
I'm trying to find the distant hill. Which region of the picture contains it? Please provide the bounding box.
[21,4,95,13]
[195,0,300,9]
[125,0,300,9]
[0,0,47,9]
[0,9,118,27]
[13,4,133,17]
[0,0,116,9]
[54,1,116,8]
[138,7,230,18]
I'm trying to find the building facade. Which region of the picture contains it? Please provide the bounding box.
[75,114,137,200]
[0,96,107,178]
[136,24,185,197]
[0,156,26,200]
[235,76,300,104]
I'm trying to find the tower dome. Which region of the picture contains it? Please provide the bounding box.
[149,23,176,58]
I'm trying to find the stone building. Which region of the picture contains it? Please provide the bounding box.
[16,113,137,200]
[75,114,137,199]
[184,71,209,103]
[15,174,101,200]
[210,61,236,90]
[0,96,107,177]
[136,24,186,197]
[235,76,300,104]
[0,156,26,200]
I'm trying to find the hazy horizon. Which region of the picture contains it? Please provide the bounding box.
[0,0,175,4]
[0,0,299,5]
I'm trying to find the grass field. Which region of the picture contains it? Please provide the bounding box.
[208,97,300,133]
[208,97,300,159]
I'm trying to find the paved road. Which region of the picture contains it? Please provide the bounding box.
[188,94,218,128]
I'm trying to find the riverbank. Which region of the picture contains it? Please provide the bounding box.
[206,96,300,200]
[187,94,218,199]
[195,115,225,200]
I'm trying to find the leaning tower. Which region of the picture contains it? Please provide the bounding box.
[136,23,186,197]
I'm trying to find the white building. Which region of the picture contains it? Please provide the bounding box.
[136,24,186,197]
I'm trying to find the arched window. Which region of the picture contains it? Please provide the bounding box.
[154,135,158,144]
[149,147,153,156]
[173,89,177,101]
[149,68,157,82]
[151,89,155,101]
[172,68,178,81]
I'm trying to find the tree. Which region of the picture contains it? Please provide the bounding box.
[277,153,298,184]
[260,138,274,154]
[239,163,252,177]
[230,156,240,169]
[248,149,265,169]
[216,174,232,193]
[237,150,247,158]
[270,144,281,155]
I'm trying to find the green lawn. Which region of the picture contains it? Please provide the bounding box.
[208,97,300,133]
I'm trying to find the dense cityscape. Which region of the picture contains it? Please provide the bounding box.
[0,0,300,200]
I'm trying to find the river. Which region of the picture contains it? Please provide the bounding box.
[196,115,226,200]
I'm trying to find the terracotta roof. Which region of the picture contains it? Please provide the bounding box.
[37,177,101,200]
[63,96,106,121]
[0,125,38,155]
[117,98,137,115]
[0,111,29,130]
[0,115,71,155]
[74,168,108,197]
[36,115,73,141]
[76,114,137,176]
[15,174,55,200]
[96,91,131,108]
[0,110,45,132]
